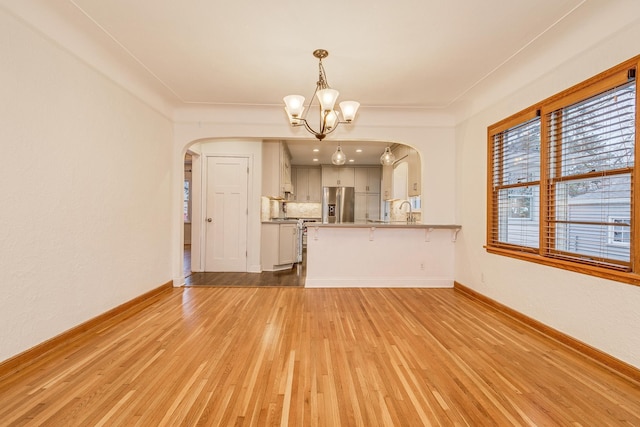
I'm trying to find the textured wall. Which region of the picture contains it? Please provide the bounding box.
[454,1,640,368]
[0,8,173,362]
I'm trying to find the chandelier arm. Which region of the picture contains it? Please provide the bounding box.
[295,81,321,124]
[323,123,339,137]
[298,118,322,139]
[319,109,328,135]
[289,116,342,141]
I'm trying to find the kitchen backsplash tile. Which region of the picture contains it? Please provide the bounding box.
[261,196,271,221]
[285,202,321,219]
[390,199,422,222]
[261,197,283,221]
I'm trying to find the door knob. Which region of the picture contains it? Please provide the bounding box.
[207,218,213,222]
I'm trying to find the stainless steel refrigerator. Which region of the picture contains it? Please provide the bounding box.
[322,187,355,223]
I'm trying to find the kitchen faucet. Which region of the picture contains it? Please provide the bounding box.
[399,200,414,223]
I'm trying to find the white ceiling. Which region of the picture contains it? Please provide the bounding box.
[284,139,393,166]
[69,0,585,109]
[66,0,586,165]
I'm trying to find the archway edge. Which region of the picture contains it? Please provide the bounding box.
[171,106,456,285]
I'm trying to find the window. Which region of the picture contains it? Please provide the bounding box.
[487,57,639,285]
[490,111,541,250]
[609,217,631,246]
[183,180,190,222]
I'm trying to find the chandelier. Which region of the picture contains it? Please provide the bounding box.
[283,49,360,141]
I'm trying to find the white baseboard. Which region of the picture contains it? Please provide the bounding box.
[247,264,262,273]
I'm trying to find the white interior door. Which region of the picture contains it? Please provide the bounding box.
[204,156,248,272]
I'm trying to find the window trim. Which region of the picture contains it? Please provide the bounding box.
[486,56,640,287]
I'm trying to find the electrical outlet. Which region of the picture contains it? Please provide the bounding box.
[481,273,485,283]
[420,262,425,270]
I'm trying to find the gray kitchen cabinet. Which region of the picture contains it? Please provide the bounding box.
[292,166,322,202]
[354,166,381,222]
[381,164,393,200]
[262,141,292,198]
[354,167,381,193]
[278,223,297,265]
[307,167,322,201]
[355,192,381,222]
[261,222,298,271]
[322,165,355,187]
[407,147,421,197]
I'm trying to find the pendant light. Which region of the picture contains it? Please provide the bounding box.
[331,145,347,165]
[380,146,396,166]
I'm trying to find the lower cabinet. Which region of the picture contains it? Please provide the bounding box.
[261,222,298,271]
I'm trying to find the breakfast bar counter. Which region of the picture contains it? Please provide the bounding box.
[305,222,461,288]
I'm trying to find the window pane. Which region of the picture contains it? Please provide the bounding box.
[183,180,190,222]
[610,218,631,246]
[550,174,630,263]
[496,118,541,186]
[555,82,635,177]
[497,186,540,248]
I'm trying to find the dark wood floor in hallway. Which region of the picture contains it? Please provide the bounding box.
[1,286,639,425]
[184,245,306,287]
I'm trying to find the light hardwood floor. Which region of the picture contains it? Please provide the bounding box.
[1,287,639,426]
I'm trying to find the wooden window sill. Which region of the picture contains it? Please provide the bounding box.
[485,245,640,287]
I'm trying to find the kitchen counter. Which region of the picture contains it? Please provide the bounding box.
[311,221,461,230]
[305,223,461,288]
[261,219,300,224]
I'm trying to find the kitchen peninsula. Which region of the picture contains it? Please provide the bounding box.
[305,222,461,288]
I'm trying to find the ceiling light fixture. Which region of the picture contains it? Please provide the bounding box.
[380,146,396,166]
[331,144,347,165]
[283,49,360,141]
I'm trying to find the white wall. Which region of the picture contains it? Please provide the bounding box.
[306,227,456,288]
[454,1,640,368]
[171,107,457,285]
[0,7,173,362]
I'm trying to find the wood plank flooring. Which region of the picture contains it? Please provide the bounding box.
[1,287,639,426]
[184,247,305,287]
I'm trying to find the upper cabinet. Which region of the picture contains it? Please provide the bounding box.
[389,145,421,198]
[322,166,355,187]
[381,164,393,200]
[407,147,421,197]
[292,166,322,202]
[262,141,292,198]
[354,166,382,221]
[354,167,381,193]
